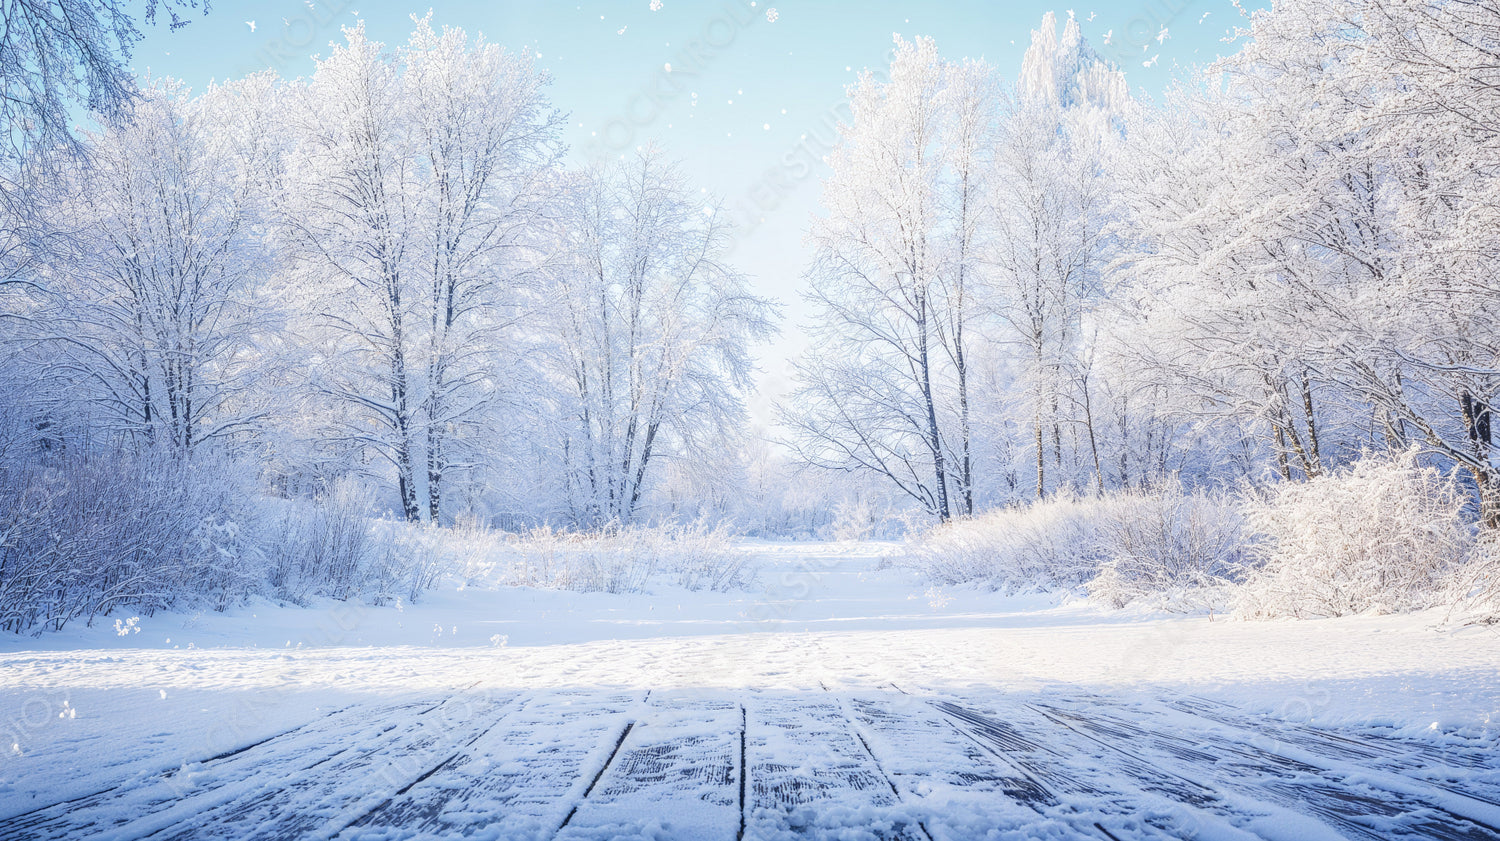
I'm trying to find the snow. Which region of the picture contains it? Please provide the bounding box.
[1,542,1497,839]
[1018,11,1128,111]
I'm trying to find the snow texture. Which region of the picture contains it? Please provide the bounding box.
[1,543,1496,839]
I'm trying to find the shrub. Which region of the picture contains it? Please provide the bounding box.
[902,491,1111,592]
[1444,533,1500,625]
[460,520,748,594]
[1236,450,1471,619]
[1088,487,1246,612]
[902,485,1243,610]
[261,479,386,605]
[0,452,259,634]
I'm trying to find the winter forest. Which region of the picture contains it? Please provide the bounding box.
[4,2,1500,839]
[1,0,1499,634]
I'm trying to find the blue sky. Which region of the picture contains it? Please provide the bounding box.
[133,0,1255,425]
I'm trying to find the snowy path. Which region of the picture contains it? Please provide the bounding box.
[2,542,1498,839]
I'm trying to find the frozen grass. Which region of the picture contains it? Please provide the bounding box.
[381,519,751,595]
[903,452,1500,621]
[900,485,1244,613]
[0,449,752,636]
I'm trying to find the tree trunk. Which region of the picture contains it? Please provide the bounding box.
[916,292,951,522]
[1461,390,1498,529]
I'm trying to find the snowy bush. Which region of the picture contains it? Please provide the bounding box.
[1087,487,1246,612]
[0,452,260,634]
[902,492,1109,591]
[261,480,388,605]
[366,515,493,605]
[1237,451,1471,619]
[902,486,1243,609]
[464,521,748,594]
[1446,534,1500,625]
[262,492,511,607]
[0,447,753,634]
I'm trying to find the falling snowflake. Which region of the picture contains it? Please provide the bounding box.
[650,0,662,9]
[766,7,779,22]
[664,62,672,72]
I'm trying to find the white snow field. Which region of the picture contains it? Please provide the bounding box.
[1,541,1497,840]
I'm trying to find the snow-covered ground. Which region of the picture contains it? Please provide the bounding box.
[1,541,1497,839]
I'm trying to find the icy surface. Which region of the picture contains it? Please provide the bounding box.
[1,542,1497,839]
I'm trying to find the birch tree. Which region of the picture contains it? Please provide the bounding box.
[402,15,564,522]
[788,36,961,521]
[285,24,426,519]
[545,150,773,526]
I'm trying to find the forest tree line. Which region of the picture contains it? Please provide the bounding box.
[790,2,1500,527]
[2,17,775,530]
[1,0,1499,630]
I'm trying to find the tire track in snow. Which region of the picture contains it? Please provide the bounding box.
[325,694,532,837]
[820,683,934,841]
[150,686,509,841]
[544,689,652,839]
[553,717,638,835]
[0,702,364,823]
[0,685,495,841]
[1162,694,1500,808]
[737,703,747,841]
[745,688,926,841]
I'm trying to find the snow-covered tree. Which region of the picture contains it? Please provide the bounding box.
[990,13,1127,500]
[789,21,1132,519]
[401,15,564,522]
[19,76,278,454]
[789,36,977,522]
[282,20,562,522]
[1118,0,1500,520]
[284,24,426,519]
[542,149,774,526]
